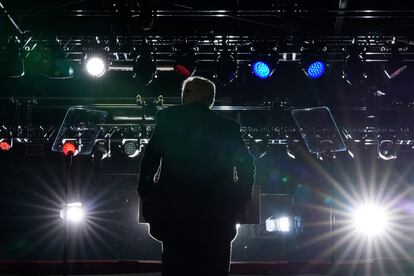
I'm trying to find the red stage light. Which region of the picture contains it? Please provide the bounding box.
[0,141,11,151]
[63,142,77,156]
[175,65,191,78]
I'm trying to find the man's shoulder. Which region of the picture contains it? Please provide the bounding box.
[158,105,181,114]
[156,105,182,120]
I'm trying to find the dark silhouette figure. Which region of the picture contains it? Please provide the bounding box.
[138,77,255,276]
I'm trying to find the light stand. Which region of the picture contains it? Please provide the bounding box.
[51,107,108,275]
[63,151,73,276]
[292,106,347,264]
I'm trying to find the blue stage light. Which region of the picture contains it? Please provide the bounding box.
[252,61,271,79]
[307,61,326,79]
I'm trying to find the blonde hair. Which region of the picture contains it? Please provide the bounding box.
[181,76,216,108]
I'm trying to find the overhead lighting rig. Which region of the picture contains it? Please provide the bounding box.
[10,35,414,84]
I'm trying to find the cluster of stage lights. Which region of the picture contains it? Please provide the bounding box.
[60,140,142,159]
[252,59,326,80]
[266,216,292,232]
[265,202,389,237]
[2,143,394,236]
[83,55,327,81]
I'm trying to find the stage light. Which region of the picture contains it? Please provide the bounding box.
[92,140,109,160]
[0,37,24,78]
[0,140,11,151]
[60,202,84,223]
[352,203,388,236]
[85,55,107,77]
[252,61,272,79]
[300,44,327,79]
[384,57,407,79]
[384,45,407,79]
[133,50,157,85]
[123,140,141,158]
[41,40,74,79]
[266,216,291,232]
[306,61,326,79]
[214,50,237,85]
[378,140,397,160]
[342,50,367,86]
[174,44,196,78]
[62,142,77,156]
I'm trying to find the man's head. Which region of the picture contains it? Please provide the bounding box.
[181,76,216,108]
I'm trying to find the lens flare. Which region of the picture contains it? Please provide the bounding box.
[86,56,106,77]
[352,203,389,236]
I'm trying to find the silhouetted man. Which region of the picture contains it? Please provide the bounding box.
[138,76,255,276]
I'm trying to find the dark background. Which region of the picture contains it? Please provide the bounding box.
[1,0,414,265]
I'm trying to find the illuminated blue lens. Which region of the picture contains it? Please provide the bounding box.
[307,61,326,79]
[252,61,271,79]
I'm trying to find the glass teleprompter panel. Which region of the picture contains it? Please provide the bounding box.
[52,107,108,155]
[291,106,346,154]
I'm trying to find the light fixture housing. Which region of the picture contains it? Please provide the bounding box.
[133,49,157,85]
[0,139,12,151]
[214,50,238,85]
[378,140,397,160]
[300,50,327,79]
[252,61,273,79]
[383,42,408,79]
[62,142,77,156]
[250,45,278,80]
[174,43,196,78]
[122,140,142,158]
[342,49,367,86]
[41,40,74,79]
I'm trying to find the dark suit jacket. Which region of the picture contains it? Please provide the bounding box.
[138,103,255,226]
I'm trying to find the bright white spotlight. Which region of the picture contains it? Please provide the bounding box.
[86,56,106,77]
[266,216,291,232]
[60,202,84,223]
[352,203,388,236]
